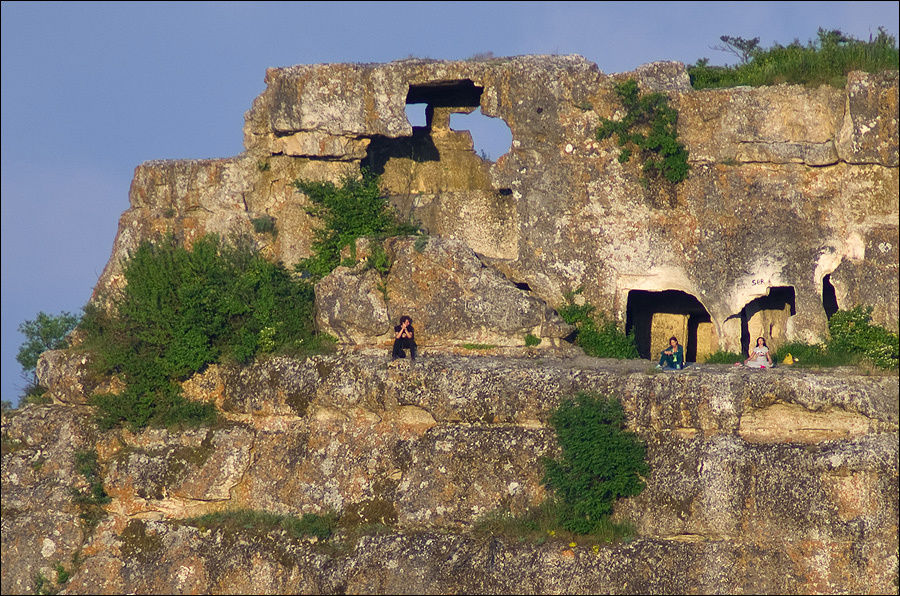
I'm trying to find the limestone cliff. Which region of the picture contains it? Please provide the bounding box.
[94,56,898,356]
[2,56,899,595]
[2,351,898,593]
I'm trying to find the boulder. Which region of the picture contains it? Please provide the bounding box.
[316,237,572,346]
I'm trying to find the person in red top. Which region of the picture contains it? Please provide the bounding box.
[391,315,417,361]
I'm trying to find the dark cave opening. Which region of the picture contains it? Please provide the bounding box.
[625,290,712,361]
[739,286,796,355]
[822,274,839,320]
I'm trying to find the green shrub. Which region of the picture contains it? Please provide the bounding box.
[71,449,110,530]
[558,291,639,359]
[525,333,542,347]
[250,215,277,236]
[187,509,338,541]
[474,500,635,545]
[596,79,690,184]
[365,242,392,275]
[828,306,898,369]
[462,343,496,350]
[689,28,899,89]
[81,234,324,430]
[771,308,898,370]
[703,350,744,364]
[543,393,649,534]
[54,563,70,585]
[294,170,416,281]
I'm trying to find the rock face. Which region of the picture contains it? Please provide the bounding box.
[9,56,897,594]
[316,236,572,345]
[4,350,898,594]
[92,56,898,357]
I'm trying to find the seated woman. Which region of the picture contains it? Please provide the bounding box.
[391,315,417,361]
[657,336,684,369]
[739,337,772,369]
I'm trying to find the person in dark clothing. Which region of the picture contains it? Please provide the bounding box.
[656,336,684,369]
[392,315,417,361]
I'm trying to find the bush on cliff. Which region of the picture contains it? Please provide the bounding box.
[827,306,899,369]
[82,234,326,429]
[772,307,899,370]
[293,170,417,281]
[543,393,649,534]
[558,290,639,359]
[596,79,690,185]
[689,28,900,89]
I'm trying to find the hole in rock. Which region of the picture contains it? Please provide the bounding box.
[406,79,483,107]
[513,282,532,292]
[822,274,839,320]
[450,107,513,162]
[625,290,712,362]
[739,286,796,355]
[405,103,428,127]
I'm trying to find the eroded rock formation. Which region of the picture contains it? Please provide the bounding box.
[3,56,898,594]
[95,56,898,356]
[2,350,898,593]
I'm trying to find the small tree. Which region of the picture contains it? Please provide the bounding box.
[16,311,80,382]
[712,35,761,65]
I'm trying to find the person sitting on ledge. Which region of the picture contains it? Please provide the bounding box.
[656,336,684,370]
[735,336,773,369]
[392,315,417,361]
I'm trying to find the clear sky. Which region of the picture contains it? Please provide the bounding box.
[2,1,898,402]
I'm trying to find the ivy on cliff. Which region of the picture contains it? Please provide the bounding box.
[596,79,690,185]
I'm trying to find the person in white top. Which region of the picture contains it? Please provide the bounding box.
[739,336,773,368]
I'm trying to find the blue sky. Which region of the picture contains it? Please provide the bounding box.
[2,1,898,402]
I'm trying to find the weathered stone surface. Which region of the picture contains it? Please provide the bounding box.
[59,523,900,595]
[1,405,99,594]
[3,351,898,594]
[315,267,391,343]
[94,56,898,355]
[632,60,693,93]
[676,84,844,165]
[384,236,572,345]
[837,70,900,166]
[36,349,101,404]
[316,237,572,346]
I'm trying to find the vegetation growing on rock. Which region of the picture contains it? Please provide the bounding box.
[293,170,417,281]
[543,393,649,534]
[689,27,900,89]
[81,234,328,429]
[596,79,690,184]
[558,290,639,359]
[16,311,80,403]
[774,306,900,369]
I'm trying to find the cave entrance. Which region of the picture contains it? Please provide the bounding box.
[822,274,839,319]
[740,286,796,355]
[625,290,715,362]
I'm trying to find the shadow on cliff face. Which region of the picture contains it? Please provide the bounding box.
[363,78,512,174]
[362,129,440,176]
